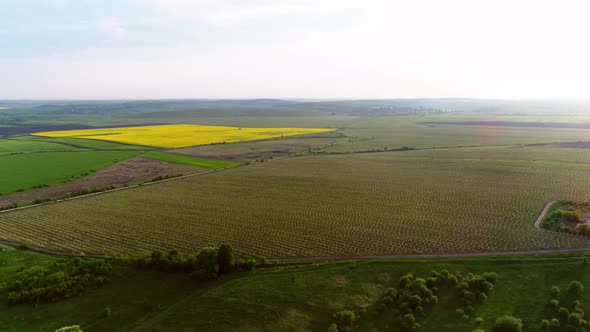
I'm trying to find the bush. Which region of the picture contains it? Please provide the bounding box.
[456,308,465,317]
[550,318,560,328]
[400,313,416,329]
[551,286,560,298]
[540,319,550,330]
[474,317,484,327]
[333,310,356,330]
[568,281,584,296]
[327,323,339,332]
[236,258,257,271]
[558,307,570,321]
[567,313,583,327]
[492,315,522,332]
[103,307,111,318]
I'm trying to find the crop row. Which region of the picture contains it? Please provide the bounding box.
[0,150,589,257]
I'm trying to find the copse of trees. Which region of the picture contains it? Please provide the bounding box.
[8,258,111,304]
[373,270,498,331]
[541,281,587,332]
[136,244,264,281]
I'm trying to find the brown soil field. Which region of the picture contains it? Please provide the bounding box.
[0,157,200,207]
[422,121,590,128]
[170,135,343,161]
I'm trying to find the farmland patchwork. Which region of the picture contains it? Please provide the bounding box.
[34,124,336,148]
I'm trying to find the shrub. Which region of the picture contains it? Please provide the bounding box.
[548,299,559,310]
[540,319,550,330]
[550,286,560,298]
[103,307,111,318]
[568,281,584,296]
[236,258,257,271]
[567,313,583,327]
[327,323,339,332]
[492,315,522,332]
[558,307,570,321]
[400,313,416,329]
[550,318,560,328]
[456,308,465,317]
[333,310,356,330]
[474,317,485,326]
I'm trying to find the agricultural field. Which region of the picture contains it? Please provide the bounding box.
[1,146,590,256]
[0,157,201,207]
[142,151,238,169]
[34,124,336,148]
[171,132,345,161]
[319,118,590,153]
[20,136,156,150]
[0,151,139,195]
[0,138,83,155]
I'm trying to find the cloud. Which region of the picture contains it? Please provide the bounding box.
[143,0,366,25]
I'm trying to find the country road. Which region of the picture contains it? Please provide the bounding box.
[534,200,558,229]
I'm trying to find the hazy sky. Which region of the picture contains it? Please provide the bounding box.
[1,0,589,99]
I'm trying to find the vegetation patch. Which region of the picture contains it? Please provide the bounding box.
[7,257,111,304]
[33,124,336,148]
[1,152,590,256]
[0,151,138,195]
[142,151,238,169]
[542,201,590,236]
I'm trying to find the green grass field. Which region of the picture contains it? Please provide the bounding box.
[143,151,238,169]
[0,138,83,155]
[0,151,138,195]
[20,136,155,150]
[0,249,589,332]
[1,146,589,256]
[320,119,590,153]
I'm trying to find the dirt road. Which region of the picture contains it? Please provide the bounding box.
[534,201,558,229]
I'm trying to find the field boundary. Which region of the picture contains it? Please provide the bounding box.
[0,166,240,215]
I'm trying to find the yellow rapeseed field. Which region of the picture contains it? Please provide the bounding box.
[33,124,336,148]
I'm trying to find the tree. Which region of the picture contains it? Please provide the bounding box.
[193,247,219,280]
[327,323,339,332]
[400,313,416,329]
[558,307,570,321]
[492,315,522,332]
[550,286,560,298]
[333,310,356,330]
[568,281,584,296]
[217,244,235,274]
[540,319,550,331]
[567,313,583,327]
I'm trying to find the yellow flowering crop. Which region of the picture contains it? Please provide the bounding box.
[33,124,336,148]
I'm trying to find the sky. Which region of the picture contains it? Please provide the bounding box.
[0,0,589,99]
